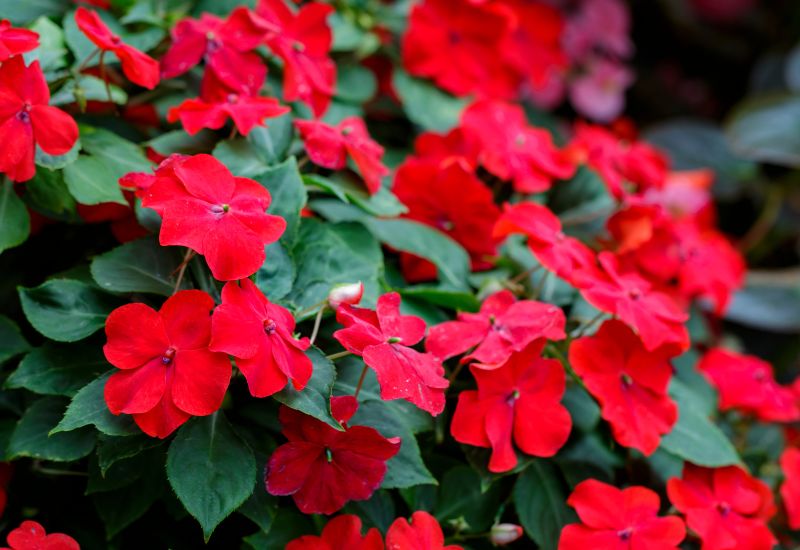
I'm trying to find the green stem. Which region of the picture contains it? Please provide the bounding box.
[325,350,352,361]
[309,304,327,346]
[353,363,369,400]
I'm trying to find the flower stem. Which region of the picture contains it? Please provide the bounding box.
[309,304,327,346]
[172,248,196,294]
[325,350,351,361]
[77,48,100,72]
[353,363,369,400]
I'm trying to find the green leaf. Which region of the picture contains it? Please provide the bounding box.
[8,397,95,461]
[23,169,79,220]
[393,69,469,132]
[63,155,127,206]
[548,167,613,239]
[28,16,67,72]
[305,175,408,217]
[513,460,576,550]
[97,433,162,475]
[562,385,600,433]
[256,241,295,303]
[660,379,740,467]
[337,64,378,104]
[52,372,138,437]
[213,115,294,176]
[6,341,108,396]
[0,179,31,255]
[274,347,339,430]
[3,0,64,25]
[287,219,383,310]
[18,279,120,342]
[726,94,800,167]
[255,157,307,244]
[724,281,800,333]
[167,412,257,540]
[398,286,480,312]
[35,141,81,171]
[242,508,313,550]
[0,316,30,365]
[147,130,217,156]
[79,127,152,181]
[50,75,128,106]
[434,466,503,532]
[91,238,187,296]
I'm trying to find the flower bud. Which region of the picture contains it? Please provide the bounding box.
[327,282,364,309]
[489,523,523,546]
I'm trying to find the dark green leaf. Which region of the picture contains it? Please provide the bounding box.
[23,169,79,220]
[28,16,67,73]
[726,94,800,167]
[50,75,128,106]
[35,141,81,171]
[256,241,295,303]
[724,282,800,333]
[79,127,152,181]
[52,372,137,436]
[93,460,164,537]
[2,0,64,25]
[393,70,468,132]
[513,460,575,550]
[91,238,187,296]
[0,179,31,255]
[6,341,108,396]
[337,64,378,104]
[562,385,600,432]
[147,130,217,156]
[242,508,313,550]
[0,316,30,365]
[96,433,163,475]
[434,466,503,533]
[274,347,339,430]
[398,286,480,312]
[8,397,95,461]
[63,155,127,206]
[255,157,307,244]
[305,175,408,217]
[213,116,294,176]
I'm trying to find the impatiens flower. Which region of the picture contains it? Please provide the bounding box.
[450,341,571,472]
[781,447,800,530]
[563,0,633,60]
[265,397,400,515]
[401,0,515,97]
[256,0,336,117]
[489,523,524,546]
[142,154,286,281]
[74,7,160,89]
[426,289,566,368]
[461,100,575,193]
[210,279,311,398]
[698,348,799,422]
[286,515,384,550]
[412,127,480,169]
[160,8,271,91]
[667,464,776,550]
[328,282,364,310]
[560,479,685,550]
[0,57,79,182]
[333,292,449,415]
[573,251,689,353]
[103,290,231,439]
[0,20,39,61]
[569,320,678,455]
[385,511,462,550]
[167,70,288,136]
[0,520,79,550]
[296,117,389,195]
[392,159,499,281]
[569,57,634,122]
[0,463,11,518]
[493,201,595,282]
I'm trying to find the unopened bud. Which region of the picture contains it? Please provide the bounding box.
[328,282,364,309]
[490,524,523,546]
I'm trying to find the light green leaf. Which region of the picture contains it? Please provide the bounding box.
[393,70,469,132]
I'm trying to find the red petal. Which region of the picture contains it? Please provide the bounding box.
[117,45,160,89]
[170,348,231,416]
[30,105,78,155]
[103,303,168,369]
[159,290,215,350]
[133,394,191,438]
[104,359,167,414]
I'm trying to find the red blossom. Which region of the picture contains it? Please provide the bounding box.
[573,251,690,353]
[0,463,11,518]
[167,70,288,136]
[333,292,448,415]
[493,201,595,282]
[296,117,389,195]
[328,282,364,310]
[426,289,566,368]
[74,7,160,90]
[392,159,499,281]
[667,464,776,550]
[257,0,336,117]
[0,57,79,182]
[385,511,462,550]
[450,341,571,472]
[210,279,312,398]
[781,447,800,530]
[103,290,231,439]
[560,479,685,550]
[141,154,286,281]
[698,348,800,422]
[569,320,678,455]
[0,520,79,550]
[160,8,271,91]
[412,127,480,170]
[286,515,384,550]
[461,100,575,193]
[265,397,400,515]
[0,20,39,61]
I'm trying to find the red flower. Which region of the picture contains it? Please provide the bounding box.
[0,57,79,183]
[328,282,364,310]
[141,154,286,281]
[296,117,389,195]
[0,20,39,61]
[392,159,500,281]
[160,8,270,91]
[780,447,800,530]
[412,128,480,170]
[573,252,689,353]
[698,348,799,422]
[560,479,685,550]
[493,201,595,282]
[167,70,288,136]
[286,515,384,550]
[401,0,515,98]
[0,463,11,518]
[667,464,776,550]
[426,289,566,368]
[257,0,336,117]
[385,511,462,550]
[265,397,401,515]
[103,290,231,439]
[0,521,79,550]
[74,7,160,90]
[461,100,575,193]
[569,320,677,455]
[333,292,448,415]
[210,279,312,398]
[450,341,571,472]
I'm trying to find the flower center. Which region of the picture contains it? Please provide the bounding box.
[227,93,239,104]
[263,319,277,335]
[620,372,633,387]
[514,134,526,147]
[292,41,305,52]
[507,389,521,404]
[387,336,402,344]
[206,36,222,54]
[435,216,454,232]
[161,347,176,365]
[628,288,642,300]
[16,103,31,123]
[325,448,333,462]
[110,34,121,45]
[555,231,566,242]
[717,502,731,516]
[617,527,633,541]
[753,370,766,382]
[211,204,230,216]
